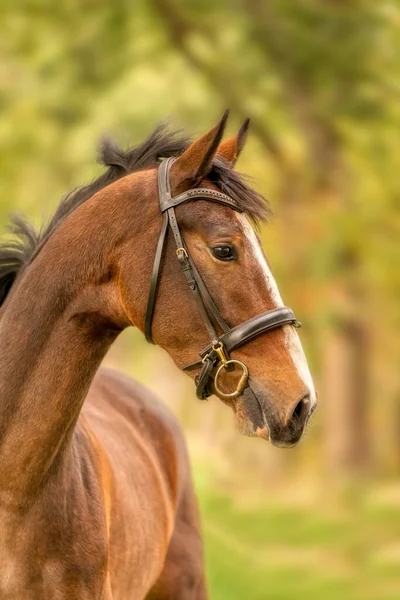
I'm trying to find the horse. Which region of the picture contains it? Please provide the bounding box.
[0,112,316,599]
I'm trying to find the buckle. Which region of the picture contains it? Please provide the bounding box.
[201,341,228,366]
[176,247,188,259]
[211,341,228,367]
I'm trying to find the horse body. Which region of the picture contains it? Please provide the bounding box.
[0,114,316,598]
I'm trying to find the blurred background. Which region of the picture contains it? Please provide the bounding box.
[1,1,399,598]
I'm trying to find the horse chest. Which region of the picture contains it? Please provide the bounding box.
[0,554,26,597]
[0,508,107,599]
[0,511,32,595]
[0,548,106,600]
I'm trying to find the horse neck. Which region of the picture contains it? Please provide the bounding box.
[0,180,145,507]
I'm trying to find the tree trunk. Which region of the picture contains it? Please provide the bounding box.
[322,317,370,479]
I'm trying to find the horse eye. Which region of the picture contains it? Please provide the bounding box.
[211,245,236,261]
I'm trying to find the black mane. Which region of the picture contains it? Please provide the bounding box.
[0,123,271,307]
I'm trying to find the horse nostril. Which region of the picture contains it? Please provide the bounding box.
[289,394,311,429]
[267,393,313,447]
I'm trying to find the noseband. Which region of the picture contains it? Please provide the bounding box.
[145,157,300,401]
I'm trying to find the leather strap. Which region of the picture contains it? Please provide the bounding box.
[168,206,219,343]
[200,307,297,361]
[144,158,174,343]
[160,188,241,213]
[187,257,230,335]
[157,158,241,214]
[195,356,215,400]
[145,211,168,343]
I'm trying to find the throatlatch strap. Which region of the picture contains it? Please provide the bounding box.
[144,158,174,343]
[144,211,169,343]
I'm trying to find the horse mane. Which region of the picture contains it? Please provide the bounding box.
[0,123,271,307]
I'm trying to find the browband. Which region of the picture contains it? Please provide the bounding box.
[160,188,241,213]
[144,157,300,401]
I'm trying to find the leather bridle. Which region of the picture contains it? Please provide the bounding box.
[145,157,301,401]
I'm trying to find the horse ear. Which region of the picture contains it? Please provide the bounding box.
[170,110,229,188]
[217,118,250,166]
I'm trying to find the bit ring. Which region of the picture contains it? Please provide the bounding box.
[214,359,249,399]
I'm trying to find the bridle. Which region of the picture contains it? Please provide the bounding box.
[145,157,301,401]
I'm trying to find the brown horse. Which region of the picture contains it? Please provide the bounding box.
[0,114,316,599]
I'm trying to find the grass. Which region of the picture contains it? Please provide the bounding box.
[193,465,400,600]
